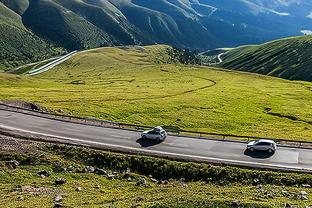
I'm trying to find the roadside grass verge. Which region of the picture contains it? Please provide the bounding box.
[0,45,311,141]
[0,136,311,208]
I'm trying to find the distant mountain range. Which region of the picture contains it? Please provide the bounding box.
[1,0,312,68]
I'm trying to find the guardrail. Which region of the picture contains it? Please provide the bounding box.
[0,102,311,148]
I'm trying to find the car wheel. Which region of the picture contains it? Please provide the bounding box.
[142,135,146,139]
[250,147,255,152]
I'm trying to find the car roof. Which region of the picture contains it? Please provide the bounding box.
[257,139,275,144]
[153,126,165,132]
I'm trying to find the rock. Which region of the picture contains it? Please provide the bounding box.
[107,174,115,180]
[76,187,82,192]
[95,168,107,175]
[20,186,51,194]
[84,166,95,173]
[54,203,64,208]
[17,196,24,201]
[37,170,51,177]
[163,180,169,185]
[151,178,158,183]
[298,190,308,200]
[7,160,20,169]
[281,190,289,197]
[127,177,132,182]
[231,200,240,207]
[54,162,64,173]
[300,191,308,196]
[94,185,101,189]
[54,195,63,202]
[302,184,311,188]
[253,178,260,184]
[58,109,64,113]
[123,172,131,179]
[55,178,66,185]
[157,180,163,185]
[267,193,274,199]
[29,103,41,111]
[107,174,116,180]
[148,175,153,178]
[67,165,74,172]
[136,178,147,186]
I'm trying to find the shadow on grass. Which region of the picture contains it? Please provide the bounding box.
[244,149,275,159]
[136,138,163,147]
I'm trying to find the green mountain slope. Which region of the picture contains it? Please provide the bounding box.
[0,0,29,15]
[0,2,64,69]
[22,0,114,50]
[220,35,312,82]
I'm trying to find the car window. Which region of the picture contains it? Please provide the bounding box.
[148,131,160,135]
[257,142,269,146]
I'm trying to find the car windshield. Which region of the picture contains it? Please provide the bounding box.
[148,131,159,135]
[253,140,260,144]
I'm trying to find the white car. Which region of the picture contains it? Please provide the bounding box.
[247,139,277,153]
[141,126,167,142]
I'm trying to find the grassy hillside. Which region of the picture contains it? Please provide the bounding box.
[1,136,312,208]
[0,2,64,69]
[1,45,311,141]
[220,35,312,82]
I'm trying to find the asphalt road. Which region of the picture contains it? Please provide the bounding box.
[27,51,77,76]
[0,109,312,172]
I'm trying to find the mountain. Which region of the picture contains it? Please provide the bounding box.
[1,0,312,68]
[220,35,312,82]
[0,1,64,69]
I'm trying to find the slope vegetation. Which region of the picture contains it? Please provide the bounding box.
[220,35,312,82]
[0,1,64,69]
[1,137,312,207]
[0,45,311,141]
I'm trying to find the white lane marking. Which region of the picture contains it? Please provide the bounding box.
[0,124,311,172]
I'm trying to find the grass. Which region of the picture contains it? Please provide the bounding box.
[0,136,311,208]
[0,45,311,141]
[220,35,312,82]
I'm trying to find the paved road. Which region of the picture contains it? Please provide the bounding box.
[217,53,224,64]
[27,51,77,76]
[0,109,312,172]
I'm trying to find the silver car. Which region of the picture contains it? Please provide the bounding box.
[247,139,277,153]
[141,126,167,142]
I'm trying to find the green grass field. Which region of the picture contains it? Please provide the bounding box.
[0,45,311,141]
[1,136,311,208]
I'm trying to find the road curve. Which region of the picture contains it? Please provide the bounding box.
[0,109,312,173]
[27,51,77,76]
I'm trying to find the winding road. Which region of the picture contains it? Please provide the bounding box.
[27,51,77,76]
[0,107,312,173]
